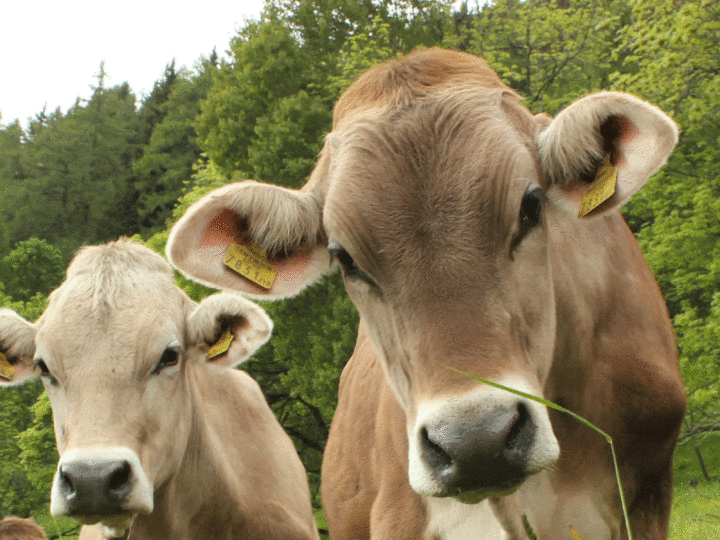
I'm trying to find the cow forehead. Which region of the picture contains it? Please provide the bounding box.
[37,242,187,364]
[324,88,542,291]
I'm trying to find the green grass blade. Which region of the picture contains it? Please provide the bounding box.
[446,367,633,540]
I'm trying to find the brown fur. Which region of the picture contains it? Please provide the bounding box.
[322,50,683,539]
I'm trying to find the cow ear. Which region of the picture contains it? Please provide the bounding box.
[187,292,273,367]
[537,91,678,218]
[0,309,39,386]
[167,181,330,300]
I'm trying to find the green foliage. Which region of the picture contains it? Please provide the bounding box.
[196,18,319,177]
[6,80,140,257]
[326,16,398,97]
[669,482,720,540]
[616,0,720,432]
[248,92,332,188]
[1,238,65,302]
[17,392,57,513]
[455,0,629,114]
[0,379,44,517]
[137,156,229,302]
[0,121,26,256]
[134,58,217,231]
[272,0,452,62]
[0,284,48,323]
[136,61,180,146]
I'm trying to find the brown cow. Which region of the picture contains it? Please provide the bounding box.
[0,241,319,540]
[165,49,686,539]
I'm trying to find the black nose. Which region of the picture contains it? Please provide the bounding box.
[419,401,536,494]
[57,459,133,515]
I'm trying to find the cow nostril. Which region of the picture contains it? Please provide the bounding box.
[59,465,76,498]
[108,460,132,497]
[420,426,453,471]
[504,402,534,459]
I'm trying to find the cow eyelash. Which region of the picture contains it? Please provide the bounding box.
[152,346,181,374]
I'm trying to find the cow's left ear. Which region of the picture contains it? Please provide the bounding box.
[0,308,39,385]
[187,293,273,367]
[537,91,678,218]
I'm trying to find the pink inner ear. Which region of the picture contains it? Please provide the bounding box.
[200,209,247,249]
[273,250,314,285]
[609,116,641,168]
[197,208,317,292]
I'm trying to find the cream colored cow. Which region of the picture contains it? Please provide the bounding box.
[166,49,686,539]
[0,240,319,540]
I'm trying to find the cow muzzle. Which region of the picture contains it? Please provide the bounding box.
[409,381,559,501]
[51,447,153,527]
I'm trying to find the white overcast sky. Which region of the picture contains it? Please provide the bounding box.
[0,0,266,128]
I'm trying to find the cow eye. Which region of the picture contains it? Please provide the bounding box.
[153,347,180,374]
[520,187,544,230]
[328,239,381,294]
[328,240,360,278]
[512,186,546,252]
[34,358,56,384]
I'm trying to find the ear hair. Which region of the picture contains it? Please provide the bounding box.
[188,293,273,366]
[0,309,39,385]
[166,181,330,299]
[538,91,678,192]
[537,91,678,217]
[0,309,37,363]
[168,181,323,264]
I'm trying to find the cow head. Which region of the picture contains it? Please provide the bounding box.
[0,241,272,532]
[166,50,677,501]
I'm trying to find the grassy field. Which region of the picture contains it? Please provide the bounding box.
[669,431,720,540]
[29,432,720,540]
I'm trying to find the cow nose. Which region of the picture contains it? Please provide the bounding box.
[419,401,536,494]
[57,459,133,515]
[51,447,154,519]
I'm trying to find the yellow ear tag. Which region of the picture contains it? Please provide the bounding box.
[578,154,618,218]
[569,524,583,540]
[0,352,14,380]
[223,242,277,290]
[207,330,234,360]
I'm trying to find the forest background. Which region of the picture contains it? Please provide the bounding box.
[0,0,718,536]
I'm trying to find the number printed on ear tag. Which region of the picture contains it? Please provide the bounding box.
[207,330,234,360]
[223,243,277,290]
[578,154,618,218]
[0,352,14,380]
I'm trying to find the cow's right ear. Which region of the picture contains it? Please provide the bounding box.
[537,91,678,218]
[167,181,330,300]
[0,309,39,386]
[187,292,273,368]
